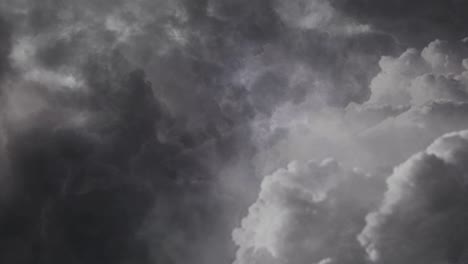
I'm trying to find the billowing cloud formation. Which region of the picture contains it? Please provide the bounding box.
[233,159,384,264]
[361,39,468,166]
[253,39,468,175]
[231,3,468,264]
[238,37,468,264]
[368,39,468,106]
[359,130,468,264]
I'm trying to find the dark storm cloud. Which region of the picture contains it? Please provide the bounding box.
[0,1,263,263]
[0,16,12,79]
[0,46,243,264]
[0,54,155,264]
[2,1,467,264]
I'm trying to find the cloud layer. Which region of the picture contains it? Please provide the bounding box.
[360,130,468,264]
[235,24,468,264]
[233,159,383,264]
[1,1,468,264]
[253,39,468,175]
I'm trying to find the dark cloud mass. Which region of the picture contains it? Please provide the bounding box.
[331,0,468,46]
[0,1,467,264]
[0,16,12,79]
